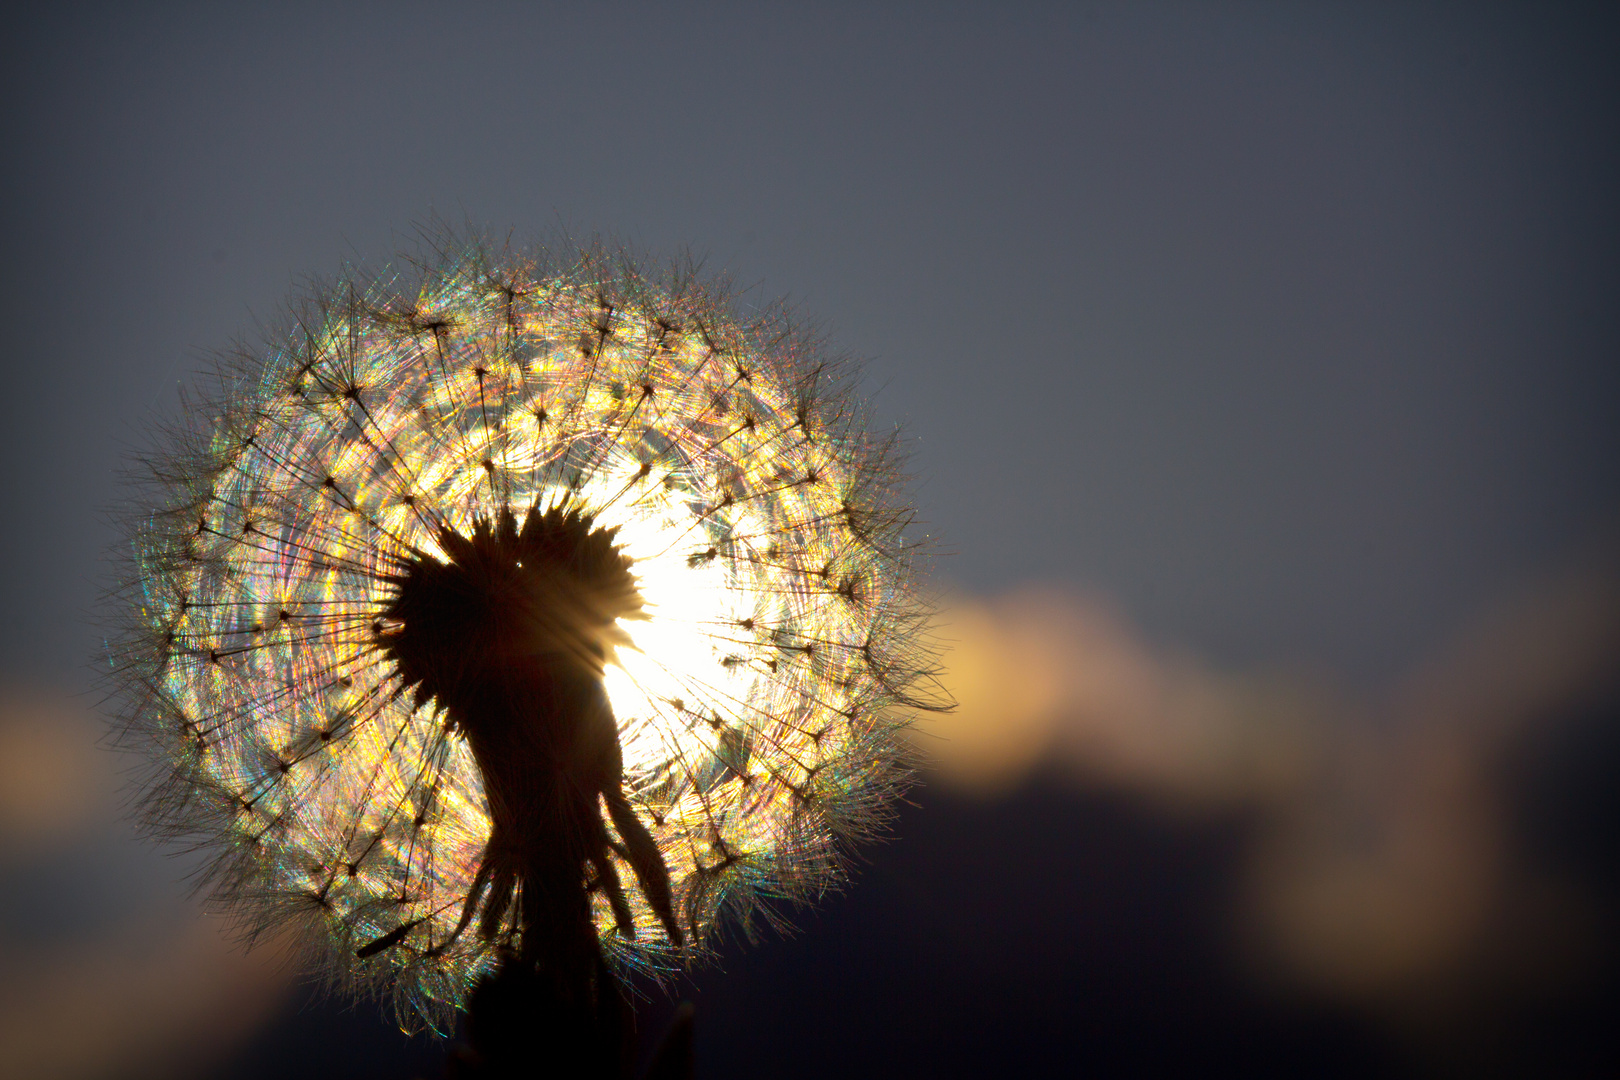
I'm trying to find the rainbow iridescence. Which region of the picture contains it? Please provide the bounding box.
[117,245,938,1028]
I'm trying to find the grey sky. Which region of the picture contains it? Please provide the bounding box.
[4,1,1616,691]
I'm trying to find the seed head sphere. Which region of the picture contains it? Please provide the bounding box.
[113,239,943,1029]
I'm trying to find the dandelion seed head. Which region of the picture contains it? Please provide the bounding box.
[113,239,943,1029]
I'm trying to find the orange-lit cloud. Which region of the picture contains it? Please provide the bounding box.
[919,590,1326,806]
[0,693,296,1080]
[918,548,1620,1012]
[0,912,295,1080]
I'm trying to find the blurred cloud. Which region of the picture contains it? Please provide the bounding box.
[919,539,1620,1015]
[0,697,116,847]
[0,911,295,1080]
[0,692,295,1080]
[921,591,1325,806]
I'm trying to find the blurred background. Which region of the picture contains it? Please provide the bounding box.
[2,3,1617,1077]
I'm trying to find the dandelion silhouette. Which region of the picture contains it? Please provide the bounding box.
[112,235,943,1073]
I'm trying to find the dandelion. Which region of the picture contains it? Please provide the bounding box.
[110,236,943,1047]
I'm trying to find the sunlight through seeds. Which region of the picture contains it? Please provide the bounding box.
[112,238,945,1030]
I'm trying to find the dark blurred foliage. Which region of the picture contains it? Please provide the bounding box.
[1485,700,1620,1078]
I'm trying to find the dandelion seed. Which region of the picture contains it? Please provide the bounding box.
[111,236,945,1034]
